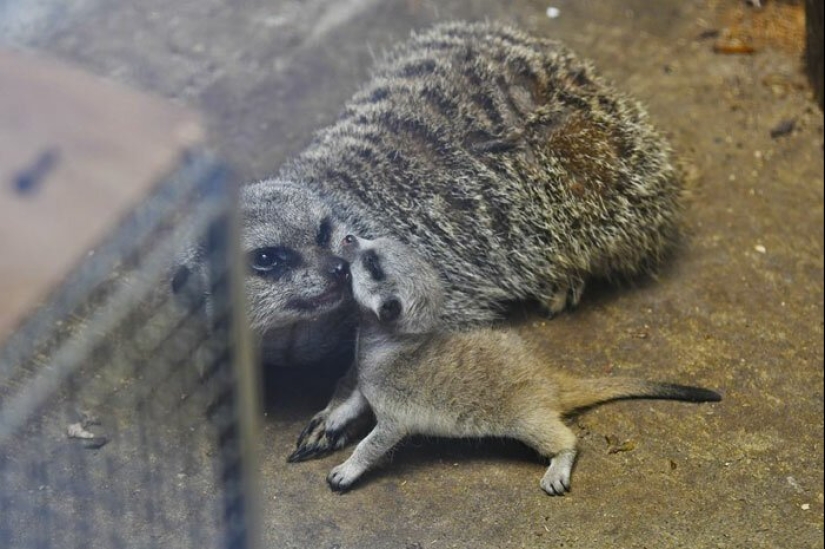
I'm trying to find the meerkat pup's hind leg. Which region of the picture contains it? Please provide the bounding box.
[541,448,577,496]
[515,411,579,496]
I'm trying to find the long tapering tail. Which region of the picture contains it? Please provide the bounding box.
[556,376,722,413]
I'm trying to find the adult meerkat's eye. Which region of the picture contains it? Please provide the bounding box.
[249,247,299,274]
[316,217,333,247]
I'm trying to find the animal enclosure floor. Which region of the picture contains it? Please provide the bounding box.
[2,1,822,548]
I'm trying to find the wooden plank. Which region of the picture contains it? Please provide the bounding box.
[0,49,204,341]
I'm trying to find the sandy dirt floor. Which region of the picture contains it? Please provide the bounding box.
[2,1,823,548]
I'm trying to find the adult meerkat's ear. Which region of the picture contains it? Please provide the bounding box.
[377,298,402,323]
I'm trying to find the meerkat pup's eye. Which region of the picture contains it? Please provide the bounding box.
[316,217,333,247]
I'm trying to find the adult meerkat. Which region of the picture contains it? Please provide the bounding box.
[316,235,720,495]
[173,22,684,458]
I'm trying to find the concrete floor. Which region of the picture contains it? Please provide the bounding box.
[2,0,823,548]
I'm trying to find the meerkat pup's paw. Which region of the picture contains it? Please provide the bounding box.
[326,422,404,492]
[326,460,366,492]
[540,449,577,496]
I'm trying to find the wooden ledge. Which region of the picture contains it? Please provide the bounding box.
[0,49,204,341]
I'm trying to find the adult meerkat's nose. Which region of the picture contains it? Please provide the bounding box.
[325,256,350,282]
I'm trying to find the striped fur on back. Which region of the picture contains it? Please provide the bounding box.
[276,22,682,325]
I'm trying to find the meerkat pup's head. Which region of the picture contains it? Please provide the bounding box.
[340,235,443,334]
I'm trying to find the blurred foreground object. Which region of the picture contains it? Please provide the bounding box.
[0,50,259,549]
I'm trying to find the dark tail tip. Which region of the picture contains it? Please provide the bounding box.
[658,383,722,403]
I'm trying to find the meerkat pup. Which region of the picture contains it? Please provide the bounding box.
[319,235,721,495]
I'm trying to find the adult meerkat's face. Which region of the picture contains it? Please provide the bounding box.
[341,234,443,334]
[171,180,353,335]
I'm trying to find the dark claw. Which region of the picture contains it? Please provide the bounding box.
[296,416,324,448]
[288,432,350,463]
[287,443,325,463]
[326,475,351,493]
[287,447,312,463]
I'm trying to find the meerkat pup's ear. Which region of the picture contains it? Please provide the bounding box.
[378,298,402,323]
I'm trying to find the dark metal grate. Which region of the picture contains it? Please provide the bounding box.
[0,154,259,549]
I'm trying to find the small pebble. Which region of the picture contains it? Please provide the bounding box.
[546,7,561,19]
[67,423,95,439]
[608,441,636,454]
[787,476,803,492]
[801,503,811,511]
[754,244,767,254]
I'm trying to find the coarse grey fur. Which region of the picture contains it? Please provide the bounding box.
[173,21,684,455]
[319,235,720,495]
[277,20,682,327]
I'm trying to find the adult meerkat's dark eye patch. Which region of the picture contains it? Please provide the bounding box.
[316,217,333,247]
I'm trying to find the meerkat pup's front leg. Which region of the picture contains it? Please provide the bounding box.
[327,420,405,492]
